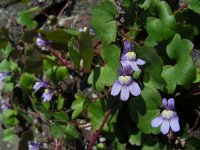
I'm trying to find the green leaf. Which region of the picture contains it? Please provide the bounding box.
[50,123,66,138]
[129,86,161,134]
[17,7,39,30]
[46,66,68,82]
[142,142,167,150]
[2,128,17,143]
[88,99,116,132]
[162,34,196,93]
[88,44,120,91]
[57,94,64,110]
[186,135,200,150]
[2,110,19,126]
[129,131,142,146]
[68,37,81,69]
[0,43,13,59]
[139,0,159,10]
[91,0,117,43]
[146,1,176,42]
[46,29,72,45]
[71,94,88,119]
[188,0,200,14]
[19,72,35,90]
[50,123,79,139]
[0,59,19,72]
[79,29,93,72]
[194,68,200,83]
[135,45,166,89]
[53,112,69,124]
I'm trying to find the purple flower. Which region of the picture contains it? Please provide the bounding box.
[111,66,141,101]
[0,72,9,82]
[151,98,180,134]
[79,27,94,35]
[121,41,145,72]
[28,141,41,150]
[42,89,54,102]
[33,80,48,93]
[36,34,49,50]
[123,40,134,53]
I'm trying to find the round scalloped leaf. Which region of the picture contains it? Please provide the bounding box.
[162,34,196,93]
[146,1,176,42]
[135,45,166,89]
[91,0,117,43]
[129,86,161,134]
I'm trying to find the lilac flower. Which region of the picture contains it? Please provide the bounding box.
[28,141,41,150]
[33,80,48,93]
[111,66,141,101]
[79,27,94,35]
[1,103,9,111]
[36,34,49,50]
[121,41,145,72]
[0,72,9,82]
[42,89,54,102]
[151,98,180,134]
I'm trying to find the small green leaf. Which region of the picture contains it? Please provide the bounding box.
[19,73,35,90]
[2,110,19,126]
[17,7,39,29]
[53,112,69,124]
[91,0,117,43]
[68,37,81,69]
[50,123,66,138]
[162,34,196,93]
[2,128,17,143]
[71,94,88,119]
[57,94,64,110]
[46,66,68,82]
[0,43,13,59]
[79,29,93,72]
[188,0,200,14]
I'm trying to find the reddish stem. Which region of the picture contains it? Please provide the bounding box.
[87,108,112,150]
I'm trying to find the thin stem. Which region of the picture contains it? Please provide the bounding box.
[57,1,72,18]
[87,108,112,150]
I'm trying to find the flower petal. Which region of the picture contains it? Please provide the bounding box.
[162,98,167,109]
[120,86,130,101]
[151,116,163,127]
[170,116,180,132]
[168,98,175,110]
[136,59,145,65]
[121,60,130,68]
[111,81,121,96]
[161,119,170,134]
[129,81,141,96]
[130,62,140,71]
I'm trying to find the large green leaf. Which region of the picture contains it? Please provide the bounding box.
[88,44,120,91]
[91,0,117,43]
[129,86,161,134]
[135,45,166,89]
[146,1,176,42]
[2,110,19,126]
[162,34,196,93]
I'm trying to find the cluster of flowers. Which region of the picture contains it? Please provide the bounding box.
[109,42,180,135]
[111,41,145,101]
[33,79,55,102]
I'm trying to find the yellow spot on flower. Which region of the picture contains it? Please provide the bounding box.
[162,110,174,119]
[126,52,136,60]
